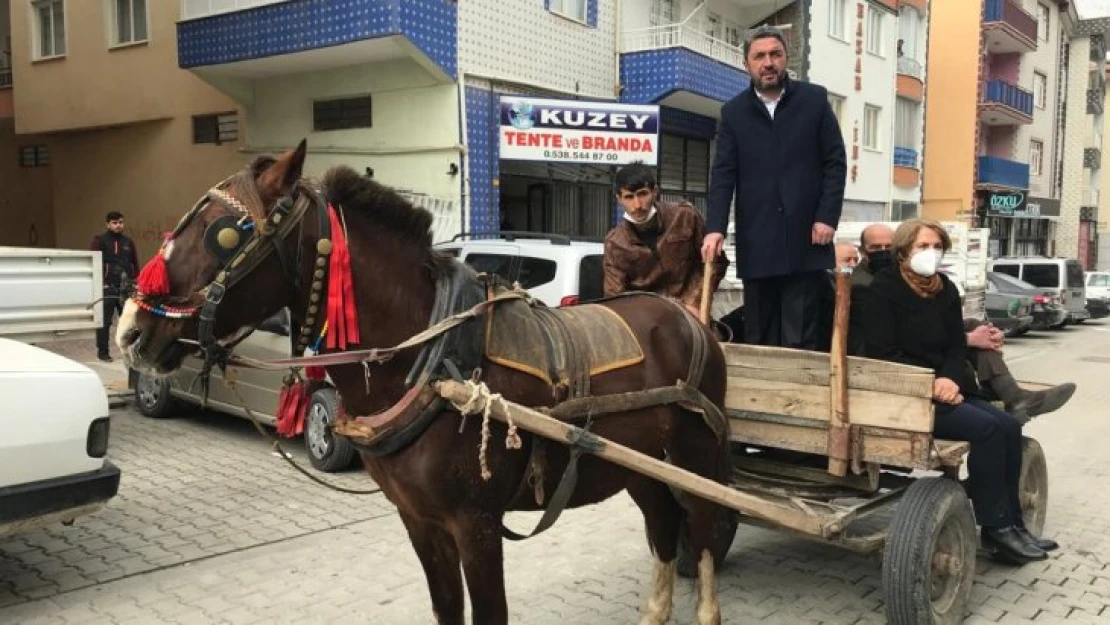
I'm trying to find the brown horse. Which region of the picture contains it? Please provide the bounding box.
[116,141,731,624]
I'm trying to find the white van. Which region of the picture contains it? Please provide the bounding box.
[988,257,1088,324]
[1085,271,1110,301]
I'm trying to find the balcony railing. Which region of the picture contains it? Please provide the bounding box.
[983,79,1034,117]
[978,155,1030,189]
[623,23,745,68]
[983,0,1038,44]
[897,56,923,80]
[180,0,292,21]
[894,146,919,168]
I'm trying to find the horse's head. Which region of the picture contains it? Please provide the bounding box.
[117,140,314,375]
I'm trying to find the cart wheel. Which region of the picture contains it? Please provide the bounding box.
[883,478,977,625]
[676,507,740,579]
[1018,437,1048,536]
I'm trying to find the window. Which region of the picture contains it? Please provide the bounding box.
[33,0,66,59]
[465,254,516,282]
[891,201,918,221]
[649,0,675,26]
[578,255,604,302]
[1034,72,1047,109]
[827,93,845,129]
[828,0,847,41]
[704,12,721,39]
[659,135,710,195]
[18,145,50,167]
[111,0,148,46]
[867,6,884,55]
[894,97,917,148]
[313,96,372,131]
[192,113,238,145]
[898,7,921,60]
[1030,139,1044,176]
[1022,264,1059,288]
[516,257,558,289]
[549,0,586,23]
[1037,4,1050,41]
[863,105,881,150]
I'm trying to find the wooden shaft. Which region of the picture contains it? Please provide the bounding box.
[436,380,832,538]
[827,269,853,476]
[699,264,713,325]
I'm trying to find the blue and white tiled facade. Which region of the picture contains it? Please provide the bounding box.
[620,49,750,106]
[465,84,501,234]
[178,0,457,79]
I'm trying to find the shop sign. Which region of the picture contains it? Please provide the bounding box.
[499,96,660,165]
[983,190,1028,217]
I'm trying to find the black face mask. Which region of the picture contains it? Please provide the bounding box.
[867,250,894,272]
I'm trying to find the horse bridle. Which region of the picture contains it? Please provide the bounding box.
[133,170,336,396]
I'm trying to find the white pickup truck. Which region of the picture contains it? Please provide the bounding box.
[0,247,120,537]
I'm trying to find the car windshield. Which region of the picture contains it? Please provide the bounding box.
[989,272,1035,293]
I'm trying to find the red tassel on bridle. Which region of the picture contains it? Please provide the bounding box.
[325,205,360,350]
[137,235,172,297]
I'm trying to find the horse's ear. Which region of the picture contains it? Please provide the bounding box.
[258,139,307,198]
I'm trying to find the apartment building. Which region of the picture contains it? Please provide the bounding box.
[923,0,1109,266]
[2,0,245,258]
[1055,8,1109,268]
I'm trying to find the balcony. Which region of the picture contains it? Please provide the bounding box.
[977,155,1030,190]
[177,0,457,82]
[896,57,924,101]
[893,147,920,188]
[979,79,1033,125]
[1083,188,1100,208]
[1086,147,1102,170]
[620,19,750,117]
[983,0,1037,54]
[1089,87,1105,115]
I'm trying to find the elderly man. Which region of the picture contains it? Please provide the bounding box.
[702,26,847,349]
[851,223,1075,422]
[603,162,729,318]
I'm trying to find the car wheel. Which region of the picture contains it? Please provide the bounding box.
[304,388,357,472]
[135,372,175,418]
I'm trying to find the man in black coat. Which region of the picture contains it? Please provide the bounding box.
[90,210,140,362]
[701,27,847,349]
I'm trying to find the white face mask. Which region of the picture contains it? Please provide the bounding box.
[622,206,657,224]
[909,248,943,277]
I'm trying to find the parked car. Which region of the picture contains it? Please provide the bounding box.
[988,257,1088,324]
[0,338,120,537]
[987,271,1068,330]
[129,309,356,473]
[984,289,1034,337]
[433,231,604,306]
[1084,271,1110,319]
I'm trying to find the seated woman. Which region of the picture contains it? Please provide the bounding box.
[861,219,1057,565]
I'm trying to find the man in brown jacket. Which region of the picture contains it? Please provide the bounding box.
[603,163,729,318]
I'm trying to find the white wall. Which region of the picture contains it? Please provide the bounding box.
[459,0,617,99]
[247,58,461,201]
[1017,0,1059,199]
[809,0,898,209]
[1058,36,1093,260]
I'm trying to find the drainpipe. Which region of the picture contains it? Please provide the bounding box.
[615,0,622,99]
[457,70,470,236]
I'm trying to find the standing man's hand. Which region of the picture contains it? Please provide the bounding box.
[811,222,835,246]
[701,232,725,265]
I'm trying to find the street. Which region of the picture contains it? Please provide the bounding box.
[2,323,1109,625]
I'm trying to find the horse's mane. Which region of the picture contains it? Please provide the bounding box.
[321,165,435,247]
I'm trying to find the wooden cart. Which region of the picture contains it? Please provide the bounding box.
[436,336,1050,625]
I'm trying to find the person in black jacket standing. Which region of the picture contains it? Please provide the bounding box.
[701,27,847,349]
[862,219,1057,565]
[90,211,140,362]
